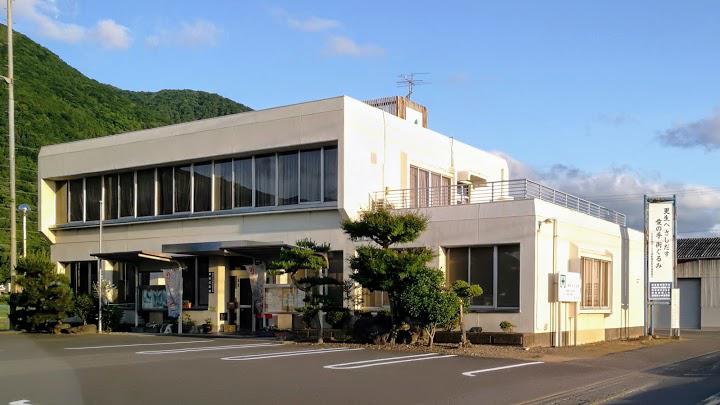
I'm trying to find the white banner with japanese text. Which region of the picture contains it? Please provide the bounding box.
[647,201,675,301]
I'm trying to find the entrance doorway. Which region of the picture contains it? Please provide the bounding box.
[679,278,701,329]
[228,256,257,332]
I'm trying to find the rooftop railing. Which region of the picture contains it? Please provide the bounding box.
[371,179,627,226]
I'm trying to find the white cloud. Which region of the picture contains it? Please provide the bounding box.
[325,35,384,58]
[271,8,340,32]
[14,0,130,49]
[494,151,720,233]
[288,15,340,32]
[145,20,220,48]
[92,19,131,50]
[657,110,720,150]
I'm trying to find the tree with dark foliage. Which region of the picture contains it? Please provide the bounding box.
[10,255,73,332]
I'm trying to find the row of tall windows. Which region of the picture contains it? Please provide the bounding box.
[62,146,338,223]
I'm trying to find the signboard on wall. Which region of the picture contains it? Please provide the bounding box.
[141,287,167,310]
[264,285,296,313]
[646,198,675,301]
[557,272,581,302]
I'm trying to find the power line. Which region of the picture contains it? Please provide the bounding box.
[580,186,720,200]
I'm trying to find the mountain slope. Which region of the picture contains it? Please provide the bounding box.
[0,25,252,264]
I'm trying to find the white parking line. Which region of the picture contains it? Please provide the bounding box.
[461,361,544,376]
[137,343,283,355]
[324,353,457,370]
[65,340,213,350]
[699,391,720,405]
[221,347,364,361]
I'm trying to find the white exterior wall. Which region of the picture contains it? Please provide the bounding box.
[341,98,508,216]
[37,95,644,344]
[404,199,644,343]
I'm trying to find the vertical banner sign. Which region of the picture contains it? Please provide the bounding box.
[162,269,182,318]
[647,200,675,301]
[245,264,266,316]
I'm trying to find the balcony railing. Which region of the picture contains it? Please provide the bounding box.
[371,179,627,226]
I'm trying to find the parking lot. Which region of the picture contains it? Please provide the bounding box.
[1,332,719,404]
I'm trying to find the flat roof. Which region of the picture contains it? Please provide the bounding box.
[162,240,293,261]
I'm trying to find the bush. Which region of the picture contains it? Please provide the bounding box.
[10,255,73,332]
[352,311,393,344]
[397,267,460,347]
[325,308,352,329]
[73,294,94,325]
[296,306,318,329]
[499,321,515,332]
[102,305,124,332]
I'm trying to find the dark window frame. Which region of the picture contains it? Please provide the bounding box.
[445,244,521,311]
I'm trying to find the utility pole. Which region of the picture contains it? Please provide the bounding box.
[98,198,103,333]
[3,0,16,291]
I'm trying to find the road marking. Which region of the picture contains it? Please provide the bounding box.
[65,340,213,350]
[221,347,364,361]
[324,353,457,370]
[698,391,720,405]
[462,361,544,376]
[137,343,283,355]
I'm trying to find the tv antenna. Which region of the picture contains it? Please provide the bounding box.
[397,73,429,99]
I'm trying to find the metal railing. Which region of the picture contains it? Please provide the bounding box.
[371,179,627,226]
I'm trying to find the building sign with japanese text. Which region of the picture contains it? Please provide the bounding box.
[647,200,675,301]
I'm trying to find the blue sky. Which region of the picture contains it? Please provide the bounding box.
[9,0,720,232]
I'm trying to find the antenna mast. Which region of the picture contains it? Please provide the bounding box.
[397,73,429,99]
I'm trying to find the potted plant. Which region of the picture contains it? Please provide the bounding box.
[182,313,195,333]
[182,300,192,309]
[203,318,213,334]
[499,320,514,333]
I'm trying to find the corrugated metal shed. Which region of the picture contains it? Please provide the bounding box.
[678,237,720,261]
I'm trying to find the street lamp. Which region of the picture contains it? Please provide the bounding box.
[16,203,30,258]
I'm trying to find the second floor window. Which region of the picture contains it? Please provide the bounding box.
[409,165,451,208]
[136,169,155,217]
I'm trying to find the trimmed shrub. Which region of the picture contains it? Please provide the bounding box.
[352,311,392,344]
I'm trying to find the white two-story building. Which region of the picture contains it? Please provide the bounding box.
[37,95,645,345]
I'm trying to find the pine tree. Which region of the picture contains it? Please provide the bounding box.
[10,255,73,332]
[342,207,434,343]
[269,239,340,343]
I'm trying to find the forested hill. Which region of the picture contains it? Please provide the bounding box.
[0,24,252,266]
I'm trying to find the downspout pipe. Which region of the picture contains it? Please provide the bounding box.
[540,218,559,347]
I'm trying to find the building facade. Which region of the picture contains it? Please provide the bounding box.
[37,96,645,345]
[675,237,720,330]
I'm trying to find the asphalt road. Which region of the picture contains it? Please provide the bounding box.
[0,331,719,405]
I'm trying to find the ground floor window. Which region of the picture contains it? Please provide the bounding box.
[68,261,98,295]
[581,257,610,309]
[446,244,520,309]
[114,262,137,304]
[326,251,344,307]
[363,289,390,308]
[182,257,210,309]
